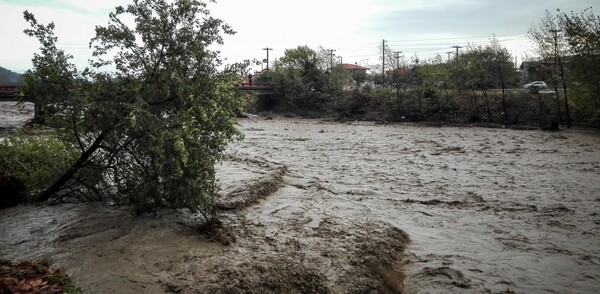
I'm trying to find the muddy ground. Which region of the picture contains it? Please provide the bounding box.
[1,102,600,293]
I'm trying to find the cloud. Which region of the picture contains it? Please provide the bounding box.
[0,0,597,73]
[0,0,118,15]
[0,1,111,72]
[367,0,597,39]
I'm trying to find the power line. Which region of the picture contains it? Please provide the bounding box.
[386,33,525,43]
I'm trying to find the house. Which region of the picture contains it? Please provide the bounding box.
[341,63,369,75]
[341,63,369,85]
[520,58,559,84]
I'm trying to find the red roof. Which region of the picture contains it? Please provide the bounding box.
[341,63,369,70]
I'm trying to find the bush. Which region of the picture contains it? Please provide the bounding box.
[0,132,77,200]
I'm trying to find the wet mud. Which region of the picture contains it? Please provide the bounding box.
[1,105,600,293]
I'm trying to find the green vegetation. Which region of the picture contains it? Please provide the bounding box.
[0,0,243,219]
[0,131,77,200]
[253,46,352,115]
[250,41,527,125]
[247,8,599,128]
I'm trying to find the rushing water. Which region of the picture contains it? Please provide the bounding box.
[1,102,599,292]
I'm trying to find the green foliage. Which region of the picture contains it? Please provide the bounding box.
[21,0,242,218]
[249,9,600,127]
[268,45,352,113]
[0,132,77,199]
[560,8,600,115]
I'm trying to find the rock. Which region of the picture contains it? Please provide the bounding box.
[0,172,25,208]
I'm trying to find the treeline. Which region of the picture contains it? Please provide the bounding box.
[246,8,600,128]
[0,66,23,85]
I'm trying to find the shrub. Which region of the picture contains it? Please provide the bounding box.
[0,132,77,200]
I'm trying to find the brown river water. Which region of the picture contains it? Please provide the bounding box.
[1,102,600,293]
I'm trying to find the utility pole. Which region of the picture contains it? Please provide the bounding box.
[550,28,570,128]
[262,47,273,70]
[394,51,402,69]
[452,45,463,60]
[382,39,386,82]
[550,28,562,126]
[394,50,403,115]
[446,51,453,62]
[327,49,336,71]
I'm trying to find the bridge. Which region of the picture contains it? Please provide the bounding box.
[0,83,275,102]
[0,85,23,102]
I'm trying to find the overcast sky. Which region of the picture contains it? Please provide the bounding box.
[0,0,596,73]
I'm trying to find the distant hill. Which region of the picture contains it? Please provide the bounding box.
[0,66,23,85]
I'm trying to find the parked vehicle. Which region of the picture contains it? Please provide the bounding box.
[524,81,547,91]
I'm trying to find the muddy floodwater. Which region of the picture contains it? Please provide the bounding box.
[1,102,600,293]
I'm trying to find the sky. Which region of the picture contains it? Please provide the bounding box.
[0,0,597,74]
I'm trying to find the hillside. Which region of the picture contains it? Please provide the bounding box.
[0,66,23,84]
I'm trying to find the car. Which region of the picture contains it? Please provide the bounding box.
[524,81,547,91]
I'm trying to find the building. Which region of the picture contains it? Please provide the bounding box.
[341,63,369,85]
[341,63,369,75]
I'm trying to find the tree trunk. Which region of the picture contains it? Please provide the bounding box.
[483,89,493,122]
[552,78,563,127]
[537,92,542,120]
[411,89,416,120]
[557,56,570,128]
[595,81,600,109]
[470,90,479,121]
[29,103,45,125]
[38,130,108,201]
[396,83,402,117]
[498,66,509,124]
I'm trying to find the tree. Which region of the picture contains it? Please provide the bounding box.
[488,39,519,124]
[21,0,241,219]
[529,9,571,127]
[560,8,600,114]
[457,40,518,124]
[268,45,351,112]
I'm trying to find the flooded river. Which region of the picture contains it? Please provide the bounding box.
[1,103,599,293]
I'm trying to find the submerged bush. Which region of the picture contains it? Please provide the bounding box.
[0,132,77,200]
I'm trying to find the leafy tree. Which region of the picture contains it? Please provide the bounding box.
[560,7,600,118]
[414,56,453,122]
[456,40,518,124]
[487,39,519,124]
[268,45,351,112]
[19,0,241,218]
[529,9,571,127]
